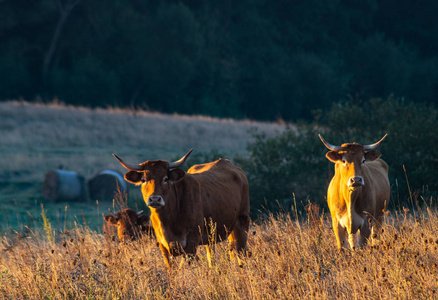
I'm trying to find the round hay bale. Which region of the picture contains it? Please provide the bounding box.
[88,170,127,201]
[42,169,86,202]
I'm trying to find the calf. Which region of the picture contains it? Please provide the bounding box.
[104,208,153,242]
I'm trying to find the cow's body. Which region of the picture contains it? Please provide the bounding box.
[320,135,390,249]
[113,150,250,268]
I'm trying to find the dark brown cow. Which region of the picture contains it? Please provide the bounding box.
[319,134,390,250]
[113,149,250,268]
[104,208,153,242]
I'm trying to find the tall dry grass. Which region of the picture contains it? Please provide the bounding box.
[1,203,437,299]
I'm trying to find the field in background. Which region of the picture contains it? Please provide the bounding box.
[0,100,286,233]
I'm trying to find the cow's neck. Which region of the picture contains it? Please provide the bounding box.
[151,175,196,225]
[149,176,199,249]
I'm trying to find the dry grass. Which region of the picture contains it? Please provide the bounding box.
[1,202,437,299]
[0,100,286,183]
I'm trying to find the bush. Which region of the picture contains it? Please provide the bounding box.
[236,126,328,216]
[239,96,438,217]
[322,96,438,207]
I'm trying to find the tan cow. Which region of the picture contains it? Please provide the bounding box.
[104,208,153,242]
[319,134,390,250]
[113,149,250,268]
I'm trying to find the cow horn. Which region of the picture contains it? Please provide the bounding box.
[168,148,194,169]
[113,154,143,171]
[363,134,388,151]
[136,210,143,215]
[318,134,342,151]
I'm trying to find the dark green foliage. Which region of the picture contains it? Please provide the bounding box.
[51,55,121,106]
[2,1,438,120]
[0,52,32,99]
[322,96,438,206]
[239,97,438,216]
[236,126,329,216]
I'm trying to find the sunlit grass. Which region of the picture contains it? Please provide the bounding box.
[1,203,437,299]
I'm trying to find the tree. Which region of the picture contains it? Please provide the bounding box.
[42,0,83,94]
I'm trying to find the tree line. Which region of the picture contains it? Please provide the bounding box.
[1,0,438,121]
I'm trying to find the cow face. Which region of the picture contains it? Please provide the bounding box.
[326,145,381,191]
[104,209,150,242]
[125,161,186,208]
[113,149,193,209]
[319,134,386,191]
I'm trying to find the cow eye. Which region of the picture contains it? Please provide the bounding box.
[362,158,366,164]
[342,159,346,164]
[163,176,169,183]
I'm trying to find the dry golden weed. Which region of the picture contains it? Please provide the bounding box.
[1,207,437,299]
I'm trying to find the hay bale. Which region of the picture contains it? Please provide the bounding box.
[88,170,127,201]
[42,169,86,202]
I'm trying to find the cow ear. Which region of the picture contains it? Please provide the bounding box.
[365,150,381,161]
[169,169,186,182]
[326,151,342,163]
[124,171,142,184]
[104,215,117,226]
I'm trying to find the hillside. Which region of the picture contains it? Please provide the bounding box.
[0,100,286,231]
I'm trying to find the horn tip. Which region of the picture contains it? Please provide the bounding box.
[318,134,326,143]
[112,153,123,162]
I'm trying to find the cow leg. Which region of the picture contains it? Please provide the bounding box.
[370,215,383,246]
[332,217,348,250]
[358,220,371,247]
[177,239,199,268]
[158,243,171,269]
[229,214,250,266]
[228,233,242,266]
[348,232,357,249]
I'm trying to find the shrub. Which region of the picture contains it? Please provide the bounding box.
[236,125,328,216]
[240,96,438,217]
[322,96,438,208]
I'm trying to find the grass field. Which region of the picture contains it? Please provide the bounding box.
[0,100,285,233]
[1,100,437,299]
[1,198,437,299]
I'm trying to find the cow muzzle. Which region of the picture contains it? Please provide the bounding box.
[147,195,165,208]
[348,176,365,189]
